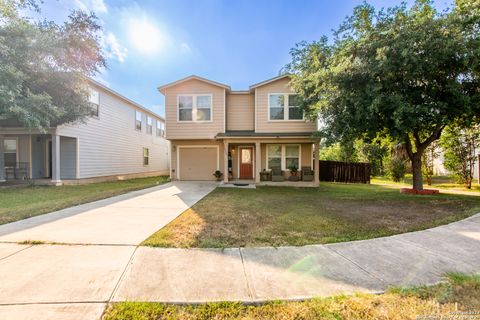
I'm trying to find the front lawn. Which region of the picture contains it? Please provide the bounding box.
[372,174,480,192]
[142,183,480,248]
[0,176,169,225]
[102,273,480,320]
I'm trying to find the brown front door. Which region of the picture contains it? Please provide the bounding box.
[239,147,253,179]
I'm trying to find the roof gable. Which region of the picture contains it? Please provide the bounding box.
[249,74,291,90]
[158,75,230,94]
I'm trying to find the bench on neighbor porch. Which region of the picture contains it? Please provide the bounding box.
[4,162,29,181]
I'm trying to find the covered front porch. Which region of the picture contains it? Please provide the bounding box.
[0,130,78,185]
[219,134,320,186]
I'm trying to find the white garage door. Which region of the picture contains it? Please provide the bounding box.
[178,147,218,180]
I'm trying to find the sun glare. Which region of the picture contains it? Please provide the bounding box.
[128,18,163,54]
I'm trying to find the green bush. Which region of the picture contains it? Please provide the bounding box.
[386,157,406,182]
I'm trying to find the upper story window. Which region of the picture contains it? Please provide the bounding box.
[156,120,165,137]
[135,110,142,131]
[89,88,100,117]
[146,116,153,134]
[268,94,304,121]
[178,94,212,122]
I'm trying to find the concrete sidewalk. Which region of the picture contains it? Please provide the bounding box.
[113,214,480,303]
[0,181,217,245]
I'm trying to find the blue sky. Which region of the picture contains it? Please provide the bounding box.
[38,0,453,117]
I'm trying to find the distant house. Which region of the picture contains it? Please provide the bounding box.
[433,147,480,183]
[0,79,169,185]
[158,74,320,185]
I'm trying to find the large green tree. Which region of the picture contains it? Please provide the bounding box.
[0,0,105,131]
[286,0,480,190]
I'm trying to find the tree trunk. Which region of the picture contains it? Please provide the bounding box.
[412,154,424,191]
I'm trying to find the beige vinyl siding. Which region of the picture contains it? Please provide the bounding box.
[255,77,317,133]
[57,84,169,179]
[165,79,225,139]
[226,93,254,131]
[170,140,224,180]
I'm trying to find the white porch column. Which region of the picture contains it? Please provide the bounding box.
[223,140,229,183]
[0,135,5,182]
[255,142,261,183]
[51,133,62,185]
[313,141,320,186]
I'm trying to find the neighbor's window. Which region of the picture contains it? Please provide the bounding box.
[135,110,142,131]
[178,95,211,122]
[156,120,165,137]
[146,116,153,134]
[4,139,17,167]
[178,96,193,121]
[269,94,284,120]
[267,145,282,170]
[269,94,303,120]
[285,145,300,169]
[288,95,303,120]
[143,147,149,165]
[89,88,100,117]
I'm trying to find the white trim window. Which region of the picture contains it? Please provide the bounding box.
[146,116,153,135]
[88,88,100,117]
[266,144,301,170]
[285,145,300,169]
[178,94,212,122]
[288,95,303,120]
[143,147,149,165]
[267,145,282,170]
[135,110,142,131]
[269,94,284,120]
[268,93,304,121]
[4,138,17,167]
[156,120,165,137]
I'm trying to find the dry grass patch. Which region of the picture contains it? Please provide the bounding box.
[142,183,480,248]
[103,273,480,320]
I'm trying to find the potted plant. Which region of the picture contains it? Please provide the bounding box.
[288,165,299,181]
[213,170,223,181]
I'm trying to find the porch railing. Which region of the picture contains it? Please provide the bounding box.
[4,162,29,180]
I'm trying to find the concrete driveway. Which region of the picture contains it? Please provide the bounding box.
[0,181,217,320]
[0,181,217,245]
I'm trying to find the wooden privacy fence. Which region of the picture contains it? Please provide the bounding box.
[319,161,371,184]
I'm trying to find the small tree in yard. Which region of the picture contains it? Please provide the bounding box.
[0,0,106,131]
[286,0,480,191]
[440,125,480,189]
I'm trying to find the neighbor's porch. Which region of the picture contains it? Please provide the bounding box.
[221,138,319,186]
[0,130,78,185]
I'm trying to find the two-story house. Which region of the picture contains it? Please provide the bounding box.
[0,78,170,185]
[159,74,319,185]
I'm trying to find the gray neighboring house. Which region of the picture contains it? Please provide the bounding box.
[0,79,170,185]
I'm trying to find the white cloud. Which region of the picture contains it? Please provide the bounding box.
[102,32,128,63]
[74,0,108,14]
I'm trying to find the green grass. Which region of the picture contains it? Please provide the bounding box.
[372,174,480,192]
[102,273,480,320]
[142,182,480,248]
[0,176,170,225]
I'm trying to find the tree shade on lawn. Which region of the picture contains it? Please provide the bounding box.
[285,0,480,191]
